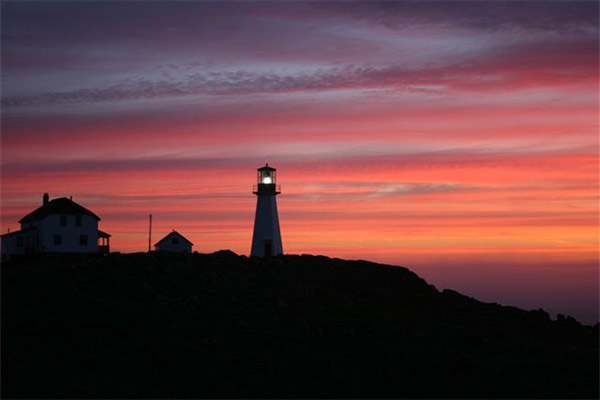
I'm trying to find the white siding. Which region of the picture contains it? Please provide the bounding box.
[1,235,25,256]
[1,230,39,257]
[39,214,98,253]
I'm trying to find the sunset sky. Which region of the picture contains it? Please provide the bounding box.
[1,1,598,323]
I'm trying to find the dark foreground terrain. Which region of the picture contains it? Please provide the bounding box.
[2,251,598,398]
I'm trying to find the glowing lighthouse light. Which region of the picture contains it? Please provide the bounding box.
[251,163,283,257]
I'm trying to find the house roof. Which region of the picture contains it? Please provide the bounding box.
[98,229,111,238]
[0,227,37,238]
[154,230,194,246]
[19,197,100,224]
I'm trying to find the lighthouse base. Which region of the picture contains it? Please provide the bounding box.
[251,194,283,257]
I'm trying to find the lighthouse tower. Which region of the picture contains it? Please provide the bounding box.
[251,164,283,257]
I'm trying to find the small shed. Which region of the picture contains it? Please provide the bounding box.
[154,230,193,253]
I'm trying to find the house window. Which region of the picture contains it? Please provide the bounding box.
[76,216,82,226]
[60,215,67,226]
[16,236,24,248]
[79,235,88,246]
[172,237,179,245]
[53,234,62,245]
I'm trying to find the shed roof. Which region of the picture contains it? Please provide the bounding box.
[154,230,194,246]
[19,197,100,224]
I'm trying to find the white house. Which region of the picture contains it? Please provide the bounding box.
[154,230,193,253]
[1,193,111,258]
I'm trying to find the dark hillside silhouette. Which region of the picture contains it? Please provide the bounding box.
[2,252,598,398]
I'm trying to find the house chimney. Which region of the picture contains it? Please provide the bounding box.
[43,193,49,205]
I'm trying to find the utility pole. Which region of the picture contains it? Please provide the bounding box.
[148,214,152,252]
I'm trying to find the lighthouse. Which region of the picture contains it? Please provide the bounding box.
[251,164,283,257]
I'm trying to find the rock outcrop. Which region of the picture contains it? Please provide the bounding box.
[2,252,598,398]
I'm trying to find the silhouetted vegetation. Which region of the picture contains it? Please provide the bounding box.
[2,252,598,398]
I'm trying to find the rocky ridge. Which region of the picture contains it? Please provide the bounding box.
[2,251,598,398]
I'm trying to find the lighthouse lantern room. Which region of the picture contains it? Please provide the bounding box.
[251,163,283,257]
[259,165,275,184]
[254,164,281,195]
